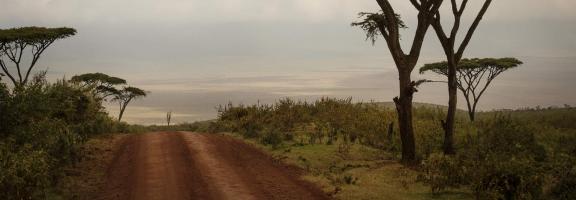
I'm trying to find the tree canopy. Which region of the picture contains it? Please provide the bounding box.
[351,11,406,45]
[111,86,148,122]
[0,27,76,86]
[420,58,522,75]
[71,73,126,86]
[71,73,126,98]
[0,27,76,43]
[420,57,523,121]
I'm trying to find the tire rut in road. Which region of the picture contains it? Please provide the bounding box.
[95,132,329,200]
[96,133,214,200]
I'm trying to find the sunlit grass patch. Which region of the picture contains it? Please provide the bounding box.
[231,134,474,200]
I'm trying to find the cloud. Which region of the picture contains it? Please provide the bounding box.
[131,72,351,93]
[2,0,575,26]
[0,0,374,25]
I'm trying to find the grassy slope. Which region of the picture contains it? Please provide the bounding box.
[222,107,576,199]
[226,133,472,200]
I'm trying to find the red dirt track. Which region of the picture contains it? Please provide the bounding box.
[95,132,330,200]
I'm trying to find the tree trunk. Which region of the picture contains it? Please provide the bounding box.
[395,70,417,163]
[470,100,480,122]
[468,110,475,122]
[118,102,127,122]
[443,59,457,155]
[387,122,394,143]
[463,93,475,122]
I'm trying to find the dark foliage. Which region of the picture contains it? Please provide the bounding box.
[0,73,139,199]
[214,98,396,150]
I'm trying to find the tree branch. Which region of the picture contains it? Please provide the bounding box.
[456,0,493,60]
[0,59,17,85]
[376,0,404,57]
[450,0,459,15]
[24,40,54,84]
[6,45,24,82]
[458,0,469,15]
[409,0,443,64]
[410,0,422,10]
[431,13,449,48]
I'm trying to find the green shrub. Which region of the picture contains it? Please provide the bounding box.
[418,153,467,194]
[214,98,395,150]
[471,117,547,199]
[471,156,544,200]
[260,128,283,148]
[418,116,549,199]
[476,116,547,162]
[549,167,576,200]
[12,119,81,166]
[0,143,52,200]
[0,74,126,198]
[415,120,444,157]
[0,82,9,136]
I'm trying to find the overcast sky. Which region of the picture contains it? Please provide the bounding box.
[1,0,575,124]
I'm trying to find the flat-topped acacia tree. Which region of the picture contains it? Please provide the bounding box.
[352,0,443,163]
[0,27,76,87]
[71,73,127,99]
[112,86,148,122]
[420,58,523,121]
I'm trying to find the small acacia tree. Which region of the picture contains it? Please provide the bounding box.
[111,86,147,122]
[0,27,76,87]
[352,0,443,163]
[421,58,523,121]
[71,73,126,99]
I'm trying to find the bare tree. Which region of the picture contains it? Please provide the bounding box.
[0,27,76,86]
[421,58,523,121]
[428,0,493,154]
[167,111,172,126]
[352,0,443,163]
[111,87,148,122]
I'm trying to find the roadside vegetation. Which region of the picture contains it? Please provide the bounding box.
[0,26,148,199]
[0,72,146,199]
[211,98,576,199]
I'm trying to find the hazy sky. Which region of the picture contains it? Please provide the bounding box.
[1,0,575,124]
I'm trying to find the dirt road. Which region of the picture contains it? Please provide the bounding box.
[95,132,329,200]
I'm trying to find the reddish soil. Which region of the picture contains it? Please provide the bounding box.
[95,132,330,200]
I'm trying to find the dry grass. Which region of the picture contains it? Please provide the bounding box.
[227,133,473,200]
